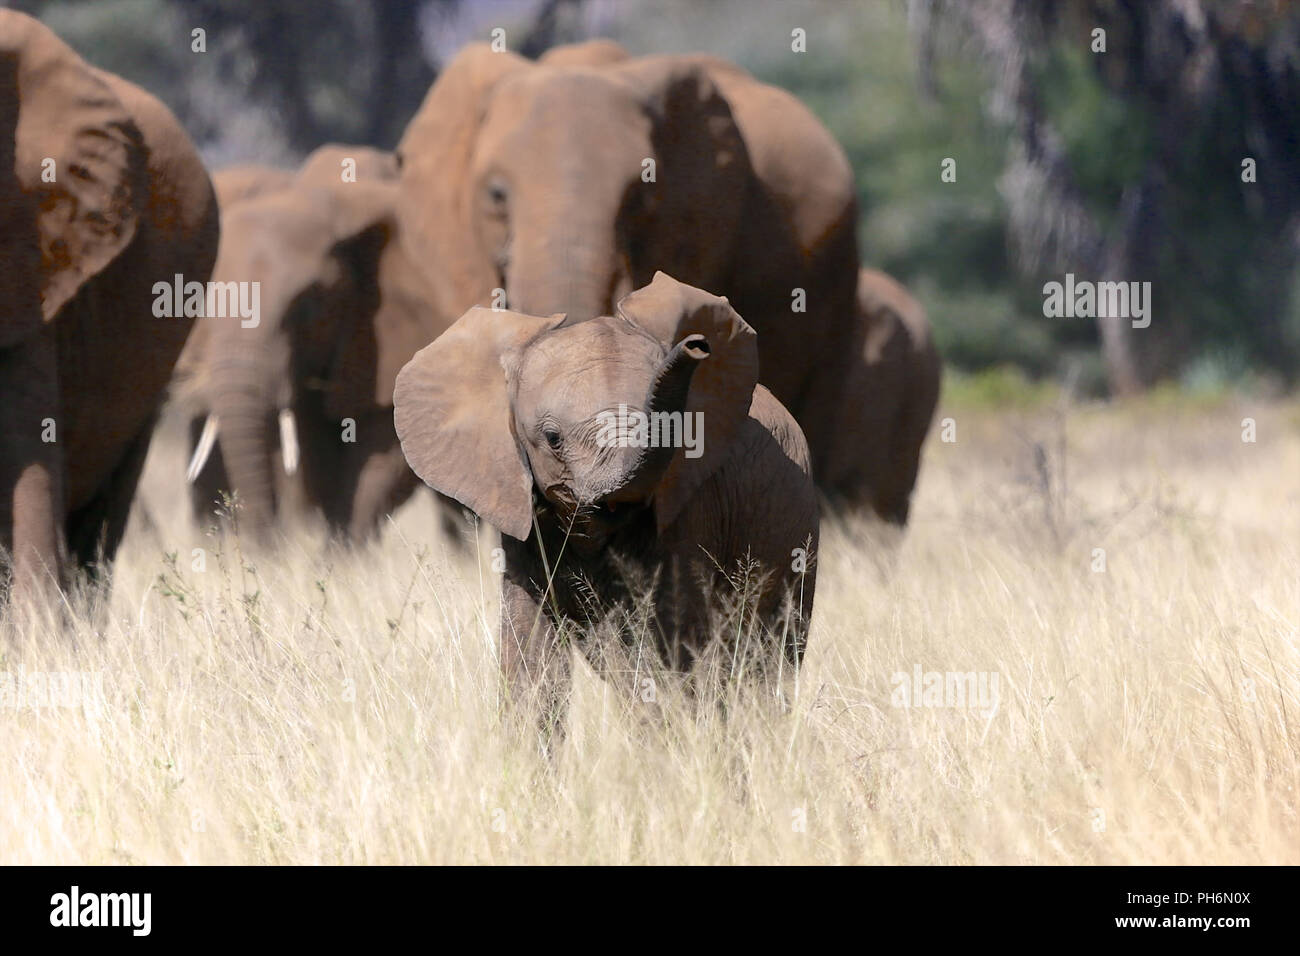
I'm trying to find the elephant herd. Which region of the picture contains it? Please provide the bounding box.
[1,14,939,712]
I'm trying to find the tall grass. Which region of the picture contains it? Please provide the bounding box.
[2,396,1296,864]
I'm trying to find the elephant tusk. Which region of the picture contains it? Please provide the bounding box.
[186,414,219,484]
[279,408,299,476]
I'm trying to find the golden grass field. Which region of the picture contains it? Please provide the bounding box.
[2,389,1297,864]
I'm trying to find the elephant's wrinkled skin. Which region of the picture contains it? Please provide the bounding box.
[177,145,449,540]
[396,40,936,521]
[394,273,818,721]
[1,11,219,604]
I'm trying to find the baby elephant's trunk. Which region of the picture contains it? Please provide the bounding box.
[612,334,711,501]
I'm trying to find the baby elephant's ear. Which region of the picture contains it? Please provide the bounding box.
[616,271,758,531]
[394,306,562,540]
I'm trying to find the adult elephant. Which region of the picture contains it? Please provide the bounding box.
[178,144,447,540]
[177,149,398,391]
[1,12,219,604]
[396,42,931,514]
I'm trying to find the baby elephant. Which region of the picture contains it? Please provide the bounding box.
[393,272,818,714]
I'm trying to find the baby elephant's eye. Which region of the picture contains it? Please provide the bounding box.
[543,426,563,450]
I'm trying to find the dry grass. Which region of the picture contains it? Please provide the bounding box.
[2,395,1297,864]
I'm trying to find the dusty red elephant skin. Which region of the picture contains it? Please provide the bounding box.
[1,11,219,603]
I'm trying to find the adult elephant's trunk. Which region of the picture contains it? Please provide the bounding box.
[210,367,280,538]
[506,214,622,323]
[609,334,709,502]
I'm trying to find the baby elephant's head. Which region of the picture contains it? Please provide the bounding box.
[394,272,758,542]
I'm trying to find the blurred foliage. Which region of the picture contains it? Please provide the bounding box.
[916,0,1300,394]
[7,0,1296,394]
[1038,44,1155,225]
[8,0,442,163]
[941,367,1064,410]
[182,0,437,150]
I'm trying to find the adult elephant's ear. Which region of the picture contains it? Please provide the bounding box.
[396,44,529,318]
[393,306,563,541]
[0,49,41,349]
[326,179,433,410]
[318,180,402,417]
[616,272,758,532]
[4,12,144,341]
[612,55,749,287]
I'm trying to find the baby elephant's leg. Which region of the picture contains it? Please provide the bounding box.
[499,569,572,755]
